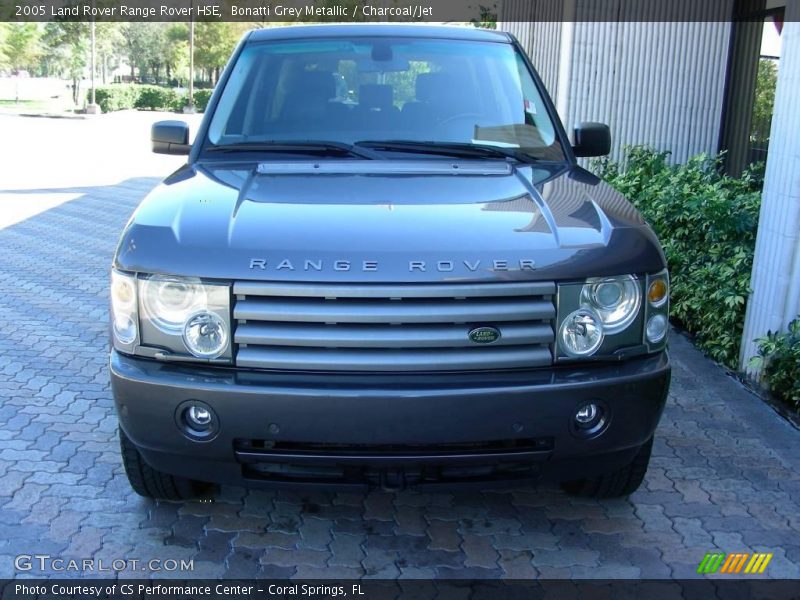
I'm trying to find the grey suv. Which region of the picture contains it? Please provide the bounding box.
[110,24,670,499]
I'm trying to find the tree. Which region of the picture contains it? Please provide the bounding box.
[121,22,171,82]
[95,23,124,84]
[165,24,190,85]
[750,57,778,144]
[4,22,40,73]
[42,21,89,104]
[194,22,246,85]
[0,24,8,71]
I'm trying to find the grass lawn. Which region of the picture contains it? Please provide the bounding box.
[0,98,76,114]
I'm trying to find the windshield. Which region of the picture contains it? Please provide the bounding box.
[205,36,566,161]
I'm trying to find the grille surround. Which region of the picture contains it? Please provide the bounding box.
[233,281,556,372]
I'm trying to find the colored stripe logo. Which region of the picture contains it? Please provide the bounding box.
[697,552,773,574]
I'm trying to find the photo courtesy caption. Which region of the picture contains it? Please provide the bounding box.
[15,584,365,597]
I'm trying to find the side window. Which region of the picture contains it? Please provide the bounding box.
[208,49,257,143]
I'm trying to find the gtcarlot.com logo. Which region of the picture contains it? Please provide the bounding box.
[697,552,773,575]
[15,554,194,573]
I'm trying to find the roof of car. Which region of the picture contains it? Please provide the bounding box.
[247,24,512,43]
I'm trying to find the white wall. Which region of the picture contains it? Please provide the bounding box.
[500,2,733,163]
[500,0,565,93]
[568,20,732,163]
[741,1,800,374]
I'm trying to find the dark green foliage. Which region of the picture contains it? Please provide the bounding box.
[93,85,139,112]
[753,318,800,413]
[90,85,212,113]
[751,58,778,144]
[192,89,213,112]
[470,4,498,29]
[596,147,762,368]
[134,86,181,111]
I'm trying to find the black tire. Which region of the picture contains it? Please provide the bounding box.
[561,436,653,498]
[119,427,212,501]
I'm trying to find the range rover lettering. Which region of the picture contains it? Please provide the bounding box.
[110,24,671,499]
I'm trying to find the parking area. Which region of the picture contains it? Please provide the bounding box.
[0,112,799,579]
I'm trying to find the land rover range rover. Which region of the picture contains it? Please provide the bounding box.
[110,24,671,499]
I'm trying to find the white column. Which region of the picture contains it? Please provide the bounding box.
[741,2,800,376]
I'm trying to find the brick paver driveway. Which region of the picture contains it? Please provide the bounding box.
[1,113,799,580]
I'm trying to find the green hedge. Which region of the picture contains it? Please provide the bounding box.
[596,147,762,368]
[134,86,183,111]
[754,318,800,413]
[93,85,140,112]
[90,85,212,113]
[193,89,213,112]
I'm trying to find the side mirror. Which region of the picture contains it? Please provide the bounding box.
[152,120,190,155]
[573,122,611,157]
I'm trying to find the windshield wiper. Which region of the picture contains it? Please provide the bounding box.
[355,140,538,162]
[206,140,382,160]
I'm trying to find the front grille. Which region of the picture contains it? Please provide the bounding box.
[234,437,554,488]
[232,281,555,372]
[235,437,555,456]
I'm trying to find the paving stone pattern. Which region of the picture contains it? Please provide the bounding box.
[0,178,799,579]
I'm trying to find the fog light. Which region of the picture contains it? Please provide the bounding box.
[573,402,606,433]
[575,403,598,424]
[176,401,218,441]
[187,405,212,428]
[646,314,668,343]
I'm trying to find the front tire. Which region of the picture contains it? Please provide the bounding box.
[119,427,211,500]
[561,436,653,498]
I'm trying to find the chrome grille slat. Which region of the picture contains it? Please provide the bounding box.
[234,281,556,299]
[234,281,556,372]
[234,297,554,324]
[237,346,552,372]
[236,321,554,348]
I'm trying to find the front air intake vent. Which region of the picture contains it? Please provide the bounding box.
[232,281,555,372]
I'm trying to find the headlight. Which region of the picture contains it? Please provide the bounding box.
[138,275,232,362]
[644,269,669,349]
[111,272,231,362]
[183,311,228,358]
[142,275,207,333]
[110,270,138,348]
[647,276,668,308]
[646,314,668,343]
[559,308,604,357]
[113,314,137,345]
[580,275,641,334]
[556,272,665,360]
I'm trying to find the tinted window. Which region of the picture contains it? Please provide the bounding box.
[207,37,564,161]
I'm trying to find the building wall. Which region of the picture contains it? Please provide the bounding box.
[566,20,732,163]
[500,1,564,93]
[741,1,800,373]
[500,1,733,163]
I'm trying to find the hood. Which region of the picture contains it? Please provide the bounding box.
[114,159,665,283]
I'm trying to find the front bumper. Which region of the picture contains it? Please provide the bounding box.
[111,350,670,490]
